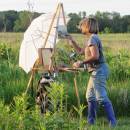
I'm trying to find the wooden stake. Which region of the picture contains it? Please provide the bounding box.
[74,73,80,108]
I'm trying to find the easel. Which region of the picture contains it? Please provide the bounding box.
[25,3,65,94]
[25,3,80,108]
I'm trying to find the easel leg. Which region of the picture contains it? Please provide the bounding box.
[25,59,39,94]
[73,74,80,108]
[25,70,35,94]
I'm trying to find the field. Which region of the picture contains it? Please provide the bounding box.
[0,33,130,130]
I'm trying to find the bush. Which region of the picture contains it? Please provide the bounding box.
[105,50,130,81]
[0,43,12,60]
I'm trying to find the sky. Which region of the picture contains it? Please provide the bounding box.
[0,0,130,16]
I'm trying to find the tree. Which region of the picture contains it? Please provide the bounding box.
[0,11,18,32]
[127,25,130,32]
[78,11,86,18]
[0,14,4,31]
[121,15,130,32]
[0,10,130,33]
[67,13,81,33]
[13,11,41,32]
[13,11,31,32]
[104,27,112,33]
[111,12,121,33]
[82,11,86,18]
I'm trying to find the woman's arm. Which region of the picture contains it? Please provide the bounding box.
[72,45,99,68]
[83,45,99,64]
[66,35,84,54]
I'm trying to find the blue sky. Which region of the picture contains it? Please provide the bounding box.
[0,0,130,15]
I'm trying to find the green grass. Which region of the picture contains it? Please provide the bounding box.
[0,33,130,129]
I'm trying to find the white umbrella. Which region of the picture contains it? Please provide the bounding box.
[19,3,69,73]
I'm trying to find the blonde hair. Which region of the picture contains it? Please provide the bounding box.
[79,17,99,34]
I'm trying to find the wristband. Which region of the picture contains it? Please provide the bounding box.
[79,61,84,67]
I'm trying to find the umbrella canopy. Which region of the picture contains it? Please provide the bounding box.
[19,4,69,73]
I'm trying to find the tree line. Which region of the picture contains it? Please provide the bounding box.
[0,10,130,33]
[0,10,40,32]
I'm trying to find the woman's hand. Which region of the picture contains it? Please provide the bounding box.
[72,61,82,68]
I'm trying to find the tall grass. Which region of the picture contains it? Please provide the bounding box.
[0,33,130,129]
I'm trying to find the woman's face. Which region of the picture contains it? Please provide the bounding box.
[80,23,90,35]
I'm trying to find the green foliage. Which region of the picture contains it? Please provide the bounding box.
[103,27,112,33]
[106,49,130,81]
[0,33,130,129]
[0,97,130,129]
[127,25,130,32]
[47,82,65,113]
[73,104,86,130]
[0,101,10,130]
[67,13,81,33]
[54,47,82,67]
[0,11,40,32]
[53,48,71,66]
[0,58,28,104]
[0,43,12,60]
[0,10,130,33]
[0,84,82,130]
[13,11,31,32]
[0,10,18,32]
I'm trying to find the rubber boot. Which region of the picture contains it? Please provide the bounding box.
[87,101,97,125]
[102,101,117,127]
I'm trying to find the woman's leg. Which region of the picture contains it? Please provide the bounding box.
[92,75,117,127]
[86,77,97,125]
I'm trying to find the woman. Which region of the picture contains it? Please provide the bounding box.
[66,17,117,127]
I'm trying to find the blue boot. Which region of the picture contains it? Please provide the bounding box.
[87,101,97,125]
[102,101,117,127]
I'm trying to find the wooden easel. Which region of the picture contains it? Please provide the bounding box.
[25,3,80,108]
[25,3,67,94]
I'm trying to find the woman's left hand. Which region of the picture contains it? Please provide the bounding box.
[72,61,82,68]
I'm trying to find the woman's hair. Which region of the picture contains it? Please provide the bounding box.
[79,17,99,34]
